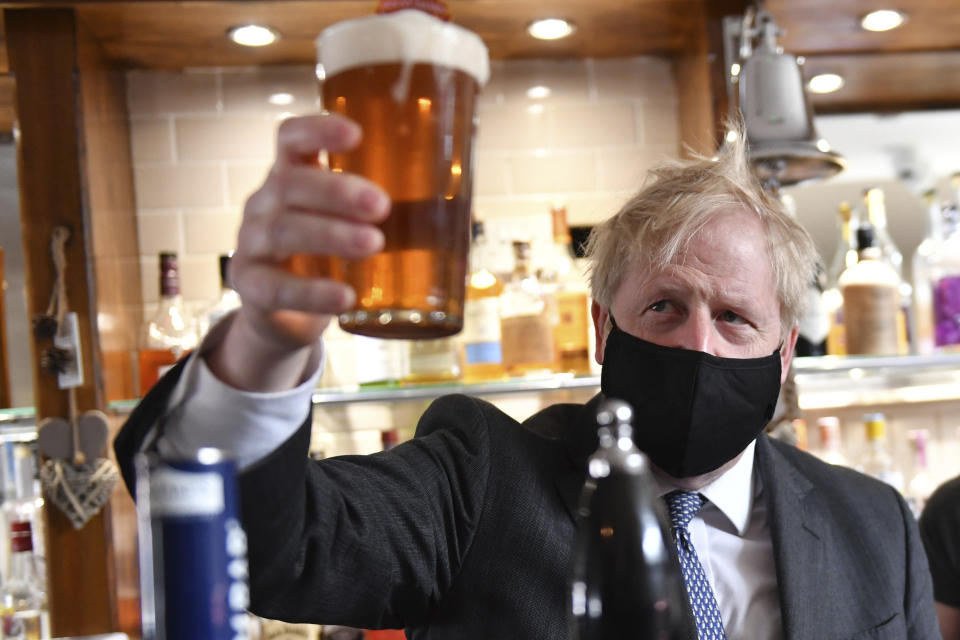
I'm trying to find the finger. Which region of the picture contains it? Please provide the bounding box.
[275,113,361,167]
[235,263,357,315]
[278,165,390,223]
[237,211,385,261]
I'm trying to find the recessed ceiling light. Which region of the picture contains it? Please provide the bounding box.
[527,18,575,40]
[268,92,295,106]
[526,85,552,99]
[860,9,906,32]
[808,73,845,94]
[228,24,279,47]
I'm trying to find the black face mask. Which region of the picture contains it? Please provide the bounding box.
[599,315,782,478]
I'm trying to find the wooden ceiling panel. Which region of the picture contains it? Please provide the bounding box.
[766,0,960,54]
[806,50,960,113]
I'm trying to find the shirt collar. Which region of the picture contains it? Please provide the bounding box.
[655,439,758,536]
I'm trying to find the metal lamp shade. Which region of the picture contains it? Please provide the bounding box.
[739,46,844,187]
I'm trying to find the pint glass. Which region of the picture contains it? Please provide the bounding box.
[292,9,490,339]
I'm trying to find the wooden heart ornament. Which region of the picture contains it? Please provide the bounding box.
[37,410,109,463]
[39,458,119,530]
[37,410,116,530]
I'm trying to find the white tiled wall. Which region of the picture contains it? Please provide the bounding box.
[125,58,679,456]
[126,57,679,315]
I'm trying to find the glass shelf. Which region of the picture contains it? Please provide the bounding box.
[2,353,959,424]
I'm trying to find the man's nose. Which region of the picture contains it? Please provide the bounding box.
[672,309,714,354]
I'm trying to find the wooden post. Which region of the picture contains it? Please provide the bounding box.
[5,8,122,636]
[673,0,749,157]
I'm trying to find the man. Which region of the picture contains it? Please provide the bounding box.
[920,475,960,639]
[115,114,940,639]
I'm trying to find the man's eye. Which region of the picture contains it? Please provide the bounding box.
[650,300,670,313]
[720,310,746,324]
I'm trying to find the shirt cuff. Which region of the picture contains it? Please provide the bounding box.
[156,311,324,470]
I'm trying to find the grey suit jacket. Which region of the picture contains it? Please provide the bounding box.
[115,375,941,639]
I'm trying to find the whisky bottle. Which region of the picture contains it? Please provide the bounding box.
[403,338,461,384]
[912,190,944,355]
[499,241,556,376]
[0,446,49,639]
[198,254,242,339]
[905,430,935,517]
[823,202,857,355]
[839,225,902,355]
[569,399,685,639]
[863,187,912,353]
[138,252,198,396]
[858,413,904,492]
[814,417,848,467]
[540,205,591,375]
[460,221,507,382]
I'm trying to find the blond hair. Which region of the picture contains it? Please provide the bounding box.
[584,130,820,329]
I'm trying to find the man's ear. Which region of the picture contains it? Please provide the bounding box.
[592,301,609,365]
[779,325,799,385]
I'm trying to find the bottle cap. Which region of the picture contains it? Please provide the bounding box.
[864,412,886,440]
[856,224,876,251]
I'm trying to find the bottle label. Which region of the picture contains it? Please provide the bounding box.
[554,291,589,350]
[464,342,502,365]
[150,469,225,517]
[501,314,555,370]
[9,521,32,553]
[842,283,900,355]
[463,298,501,342]
[933,275,960,347]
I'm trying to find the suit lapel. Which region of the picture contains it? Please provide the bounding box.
[756,435,827,640]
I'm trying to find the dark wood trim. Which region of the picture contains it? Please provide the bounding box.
[4,7,118,637]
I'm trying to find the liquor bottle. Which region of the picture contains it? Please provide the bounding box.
[0,447,49,640]
[539,206,592,375]
[814,417,848,466]
[927,184,960,352]
[824,202,857,356]
[858,413,904,492]
[353,337,407,387]
[863,187,912,353]
[460,221,507,382]
[795,270,829,357]
[138,252,198,396]
[905,430,935,517]
[912,190,945,355]
[403,338,461,384]
[839,225,902,355]
[569,399,685,639]
[198,254,242,339]
[499,241,556,376]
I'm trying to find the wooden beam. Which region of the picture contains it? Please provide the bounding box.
[672,0,749,157]
[4,8,118,637]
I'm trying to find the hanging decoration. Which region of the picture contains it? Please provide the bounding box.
[32,226,119,529]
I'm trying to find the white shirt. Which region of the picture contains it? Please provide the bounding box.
[154,323,783,639]
[656,442,783,640]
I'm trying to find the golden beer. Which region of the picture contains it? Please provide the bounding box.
[295,10,489,339]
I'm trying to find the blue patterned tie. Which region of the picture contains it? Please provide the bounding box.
[664,491,727,640]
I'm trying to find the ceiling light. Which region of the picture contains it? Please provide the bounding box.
[527,18,575,40]
[860,9,906,32]
[228,24,279,47]
[526,85,551,99]
[268,92,295,106]
[808,73,845,94]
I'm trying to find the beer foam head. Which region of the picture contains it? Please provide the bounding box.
[317,9,490,86]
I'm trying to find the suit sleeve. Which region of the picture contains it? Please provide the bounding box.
[900,487,944,639]
[235,393,492,629]
[919,478,960,608]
